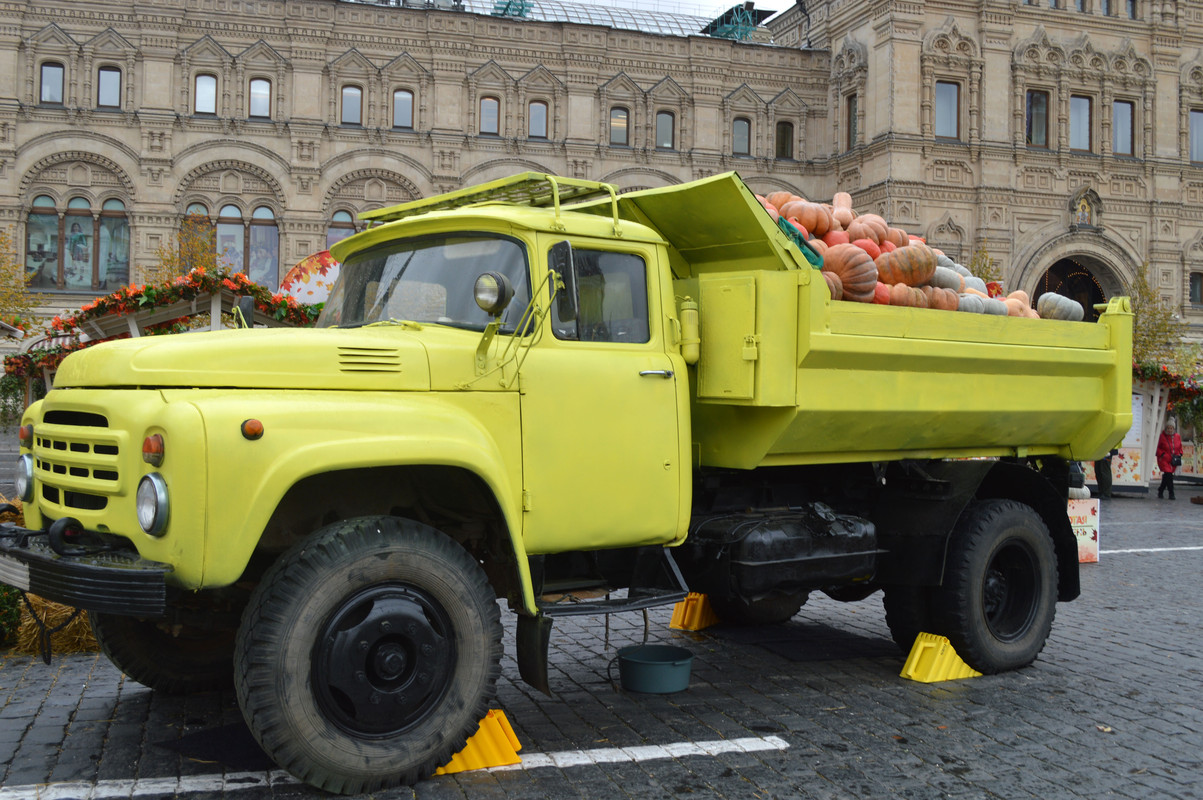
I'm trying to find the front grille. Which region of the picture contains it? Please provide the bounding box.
[34,414,122,511]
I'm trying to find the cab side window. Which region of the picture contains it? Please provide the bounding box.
[552,249,649,343]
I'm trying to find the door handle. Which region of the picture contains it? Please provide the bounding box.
[639,370,674,379]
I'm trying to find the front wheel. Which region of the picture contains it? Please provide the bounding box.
[932,500,1058,674]
[91,611,235,695]
[234,517,502,794]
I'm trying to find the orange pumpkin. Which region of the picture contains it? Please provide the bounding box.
[822,230,850,247]
[833,191,853,209]
[884,227,910,248]
[778,201,831,237]
[757,197,780,222]
[889,283,928,308]
[925,286,959,311]
[766,191,799,210]
[875,242,937,286]
[880,240,897,253]
[872,281,891,305]
[850,238,881,260]
[785,217,809,239]
[831,206,855,229]
[1007,290,1031,306]
[822,270,844,301]
[822,243,878,302]
[807,238,829,256]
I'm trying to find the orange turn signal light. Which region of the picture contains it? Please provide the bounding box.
[18,424,33,446]
[142,434,165,466]
[241,419,264,440]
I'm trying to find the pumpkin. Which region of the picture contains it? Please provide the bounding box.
[831,206,855,228]
[884,227,910,248]
[845,214,887,244]
[785,217,809,239]
[879,240,897,253]
[1007,290,1031,306]
[1036,291,1085,321]
[822,229,850,247]
[822,243,878,302]
[822,270,843,301]
[963,275,988,294]
[928,286,960,311]
[927,265,964,292]
[779,201,831,237]
[808,237,828,255]
[981,297,1009,315]
[958,293,987,313]
[1003,298,1028,317]
[889,283,928,308]
[766,191,799,210]
[850,238,881,260]
[936,253,957,270]
[963,286,989,299]
[872,281,891,304]
[759,199,780,222]
[833,191,853,209]
[874,242,937,286]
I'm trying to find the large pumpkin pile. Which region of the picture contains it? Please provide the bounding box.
[755,191,1085,321]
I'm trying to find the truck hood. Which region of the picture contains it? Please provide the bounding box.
[53,327,431,391]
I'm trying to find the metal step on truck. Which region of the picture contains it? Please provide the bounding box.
[1,171,1132,793]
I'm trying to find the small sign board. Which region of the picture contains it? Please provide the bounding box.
[1067,498,1099,564]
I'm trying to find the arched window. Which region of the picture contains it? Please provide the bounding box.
[248,207,279,291]
[656,111,674,149]
[249,78,271,119]
[40,62,64,105]
[64,198,94,291]
[99,199,130,287]
[97,67,121,109]
[26,195,60,290]
[393,89,414,129]
[775,121,794,159]
[327,210,357,250]
[480,96,500,135]
[610,107,629,146]
[25,196,128,292]
[195,74,217,114]
[341,86,362,125]
[216,205,245,272]
[733,117,751,155]
[528,101,548,139]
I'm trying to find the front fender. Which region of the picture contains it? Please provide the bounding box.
[172,390,533,608]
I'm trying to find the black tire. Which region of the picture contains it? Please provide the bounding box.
[91,612,235,695]
[709,591,808,625]
[932,500,1058,674]
[234,517,502,795]
[882,584,938,656]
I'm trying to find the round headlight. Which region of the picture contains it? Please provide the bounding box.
[136,473,169,536]
[15,454,34,503]
[473,271,514,317]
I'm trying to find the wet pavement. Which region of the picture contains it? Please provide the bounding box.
[1,486,1201,799]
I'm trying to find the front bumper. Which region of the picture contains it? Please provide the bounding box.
[0,523,172,617]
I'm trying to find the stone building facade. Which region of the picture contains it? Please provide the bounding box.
[2,0,1203,336]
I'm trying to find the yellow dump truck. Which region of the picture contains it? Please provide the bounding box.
[1,172,1131,793]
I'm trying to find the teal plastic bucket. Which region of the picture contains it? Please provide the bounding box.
[617,645,694,694]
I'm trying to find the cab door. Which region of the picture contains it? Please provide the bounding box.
[518,237,687,554]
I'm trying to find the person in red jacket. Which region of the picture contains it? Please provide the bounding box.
[1156,420,1184,500]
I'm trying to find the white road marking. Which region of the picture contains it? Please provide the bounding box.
[0,736,791,798]
[1099,546,1203,554]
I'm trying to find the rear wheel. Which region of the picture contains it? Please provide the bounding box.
[932,500,1058,674]
[91,612,234,695]
[234,516,502,794]
[708,591,809,625]
[882,584,937,657]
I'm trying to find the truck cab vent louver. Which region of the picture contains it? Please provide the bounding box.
[337,347,403,373]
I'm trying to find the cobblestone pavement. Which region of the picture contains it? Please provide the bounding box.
[1,488,1201,800]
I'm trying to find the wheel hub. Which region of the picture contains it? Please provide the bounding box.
[982,540,1039,642]
[312,584,455,737]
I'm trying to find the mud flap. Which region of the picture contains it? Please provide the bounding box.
[516,613,554,696]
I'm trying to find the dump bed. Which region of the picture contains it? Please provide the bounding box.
[576,174,1133,470]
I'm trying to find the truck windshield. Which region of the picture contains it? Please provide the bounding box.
[317,233,530,331]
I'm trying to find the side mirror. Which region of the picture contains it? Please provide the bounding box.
[234,296,255,329]
[549,240,578,323]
